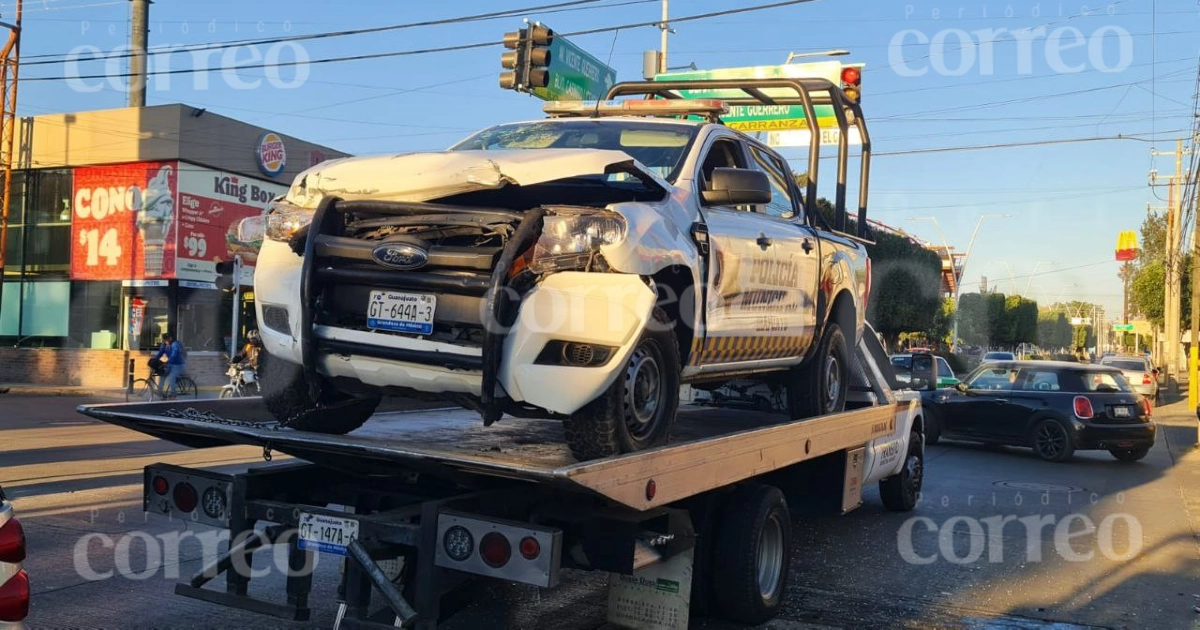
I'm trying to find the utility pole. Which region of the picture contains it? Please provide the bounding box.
[0,0,22,330]
[658,0,669,74]
[129,0,149,107]
[1150,139,1190,391]
[1190,149,1200,408]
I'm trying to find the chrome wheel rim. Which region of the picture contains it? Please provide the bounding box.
[757,513,784,599]
[624,345,663,439]
[824,354,842,411]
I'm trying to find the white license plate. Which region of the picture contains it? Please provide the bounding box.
[366,290,436,335]
[1113,406,1132,418]
[297,512,359,556]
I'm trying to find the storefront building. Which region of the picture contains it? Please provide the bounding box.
[0,104,346,386]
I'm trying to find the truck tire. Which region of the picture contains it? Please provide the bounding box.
[259,350,380,434]
[788,321,848,419]
[713,484,791,625]
[879,431,923,512]
[563,308,679,461]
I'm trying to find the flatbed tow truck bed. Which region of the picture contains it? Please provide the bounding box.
[74,330,928,630]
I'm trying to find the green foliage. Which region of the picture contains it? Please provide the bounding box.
[1131,257,1191,328]
[956,292,989,346]
[954,291,1038,347]
[1037,312,1073,349]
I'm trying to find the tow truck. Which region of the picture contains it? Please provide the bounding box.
[74,77,940,629]
[77,327,938,629]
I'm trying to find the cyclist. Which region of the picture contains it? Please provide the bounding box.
[152,332,187,398]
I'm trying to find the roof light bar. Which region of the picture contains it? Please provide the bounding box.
[542,99,729,119]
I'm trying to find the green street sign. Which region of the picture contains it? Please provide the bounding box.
[531,37,616,102]
[1113,324,1135,332]
[654,62,861,143]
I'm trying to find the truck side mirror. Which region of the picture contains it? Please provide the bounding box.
[701,168,772,206]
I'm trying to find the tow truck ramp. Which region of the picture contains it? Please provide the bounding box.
[76,326,923,630]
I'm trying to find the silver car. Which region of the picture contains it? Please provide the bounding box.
[0,485,27,628]
[1099,356,1159,402]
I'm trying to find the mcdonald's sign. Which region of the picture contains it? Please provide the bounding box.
[1115,230,1139,262]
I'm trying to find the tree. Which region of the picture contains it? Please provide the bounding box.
[1037,311,1073,349]
[956,292,990,346]
[1131,256,1191,328]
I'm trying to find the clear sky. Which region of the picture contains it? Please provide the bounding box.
[13,0,1199,316]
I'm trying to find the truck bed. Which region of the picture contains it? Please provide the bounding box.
[77,398,900,511]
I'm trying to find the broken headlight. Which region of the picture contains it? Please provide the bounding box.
[265,201,317,242]
[530,211,626,273]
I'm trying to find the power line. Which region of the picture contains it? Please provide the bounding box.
[24,0,820,82]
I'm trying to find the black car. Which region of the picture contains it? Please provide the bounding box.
[924,360,1155,462]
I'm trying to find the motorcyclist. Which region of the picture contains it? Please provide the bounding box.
[232,330,262,372]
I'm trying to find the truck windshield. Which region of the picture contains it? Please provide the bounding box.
[450,120,699,182]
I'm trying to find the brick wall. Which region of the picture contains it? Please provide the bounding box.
[0,349,229,388]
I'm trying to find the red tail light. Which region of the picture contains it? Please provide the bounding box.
[0,518,25,564]
[173,482,199,514]
[1142,373,1153,385]
[1073,396,1094,419]
[1141,397,1153,417]
[0,570,29,622]
[479,532,511,568]
[519,536,541,560]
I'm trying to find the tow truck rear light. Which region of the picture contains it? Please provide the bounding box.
[543,99,729,119]
[479,532,512,568]
[1073,396,1094,420]
[0,518,25,564]
[519,536,541,560]
[152,475,170,496]
[173,482,199,514]
[0,570,29,623]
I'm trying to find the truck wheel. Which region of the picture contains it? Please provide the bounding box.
[788,321,848,419]
[879,431,923,512]
[563,308,679,461]
[259,350,380,434]
[713,484,791,625]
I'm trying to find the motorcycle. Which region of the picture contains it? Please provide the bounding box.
[219,362,260,398]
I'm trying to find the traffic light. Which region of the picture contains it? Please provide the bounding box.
[215,259,238,291]
[500,29,526,90]
[499,24,554,92]
[840,63,863,104]
[525,25,553,90]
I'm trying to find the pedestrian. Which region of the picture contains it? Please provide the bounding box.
[152,332,186,398]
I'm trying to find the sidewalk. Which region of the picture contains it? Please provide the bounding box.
[0,383,224,398]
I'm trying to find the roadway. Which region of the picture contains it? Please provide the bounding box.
[3,393,1199,629]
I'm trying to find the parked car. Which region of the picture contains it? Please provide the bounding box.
[982,351,1016,362]
[0,484,28,628]
[1098,355,1159,404]
[891,354,959,389]
[923,360,1155,462]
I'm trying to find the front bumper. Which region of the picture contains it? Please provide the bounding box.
[254,203,657,417]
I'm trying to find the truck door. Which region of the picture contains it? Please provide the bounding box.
[696,136,807,365]
[745,143,820,356]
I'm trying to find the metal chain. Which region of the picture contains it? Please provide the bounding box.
[161,407,281,430]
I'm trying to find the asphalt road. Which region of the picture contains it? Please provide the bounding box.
[3,393,1199,629]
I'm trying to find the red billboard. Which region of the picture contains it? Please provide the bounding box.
[175,165,287,281]
[71,162,178,280]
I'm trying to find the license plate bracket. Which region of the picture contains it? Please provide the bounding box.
[366,290,436,335]
[298,512,360,556]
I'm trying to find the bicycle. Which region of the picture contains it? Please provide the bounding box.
[220,362,260,398]
[127,362,198,402]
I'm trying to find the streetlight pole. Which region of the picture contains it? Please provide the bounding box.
[910,214,1010,353]
[785,49,850,63]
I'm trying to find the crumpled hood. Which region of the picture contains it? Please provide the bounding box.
[283,149,664,207]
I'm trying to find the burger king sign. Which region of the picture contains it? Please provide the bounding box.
[256,132,287,177]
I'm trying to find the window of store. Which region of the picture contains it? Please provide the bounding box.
[69,282,123,349]
[1,170,75,346]
[126,286,171,351]
[177,287,227,352]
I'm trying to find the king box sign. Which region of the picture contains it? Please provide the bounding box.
[257,132,287,177]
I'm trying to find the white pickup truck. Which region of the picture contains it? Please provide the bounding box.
[248,78,874,460]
